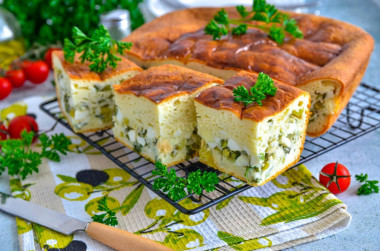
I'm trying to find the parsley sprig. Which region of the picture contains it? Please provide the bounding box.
[39,133,72,161]
[152,161,219,201]
[204,0,303,44]
[64,25,132,73]
[92,196,118,226]
[233,72,277,106]
[355,173,379,195]
[0,131,71,180]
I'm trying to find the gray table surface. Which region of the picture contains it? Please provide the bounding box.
[1,0,379,250]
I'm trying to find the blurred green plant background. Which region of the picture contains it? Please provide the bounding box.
[1,0,145,48]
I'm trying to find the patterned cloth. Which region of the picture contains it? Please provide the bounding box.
[3,97,351,251]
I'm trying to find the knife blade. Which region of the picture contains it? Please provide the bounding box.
[0,193,172,251]
[0,193,87,234]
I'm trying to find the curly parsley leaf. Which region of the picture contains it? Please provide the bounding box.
[232,24,248,36]
[355,173,368,183]
[355,173,379,195]
[236,5,249,18]
[40,133,71,162]
[0,131,71,180]
[284,17,303,39]
[233,72,277,106]
[64,25,132,73]
[204,18,229,40]
[204,0,303,44]
[252,0,278,23]
[255,71,277,96]
[233,85,253,106]
[214,9,229,25]
[269,25,286,44]
[152,161,219,201]
[92,196,118,226]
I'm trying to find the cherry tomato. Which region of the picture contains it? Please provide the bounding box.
[44,48,60,69]
[0,124,7,140]
[21,60,32,70]
[319,162,351,194]
[5,69,26,88]
[0,78,12,100]
[23,60,49,84]
[8,115,39,139]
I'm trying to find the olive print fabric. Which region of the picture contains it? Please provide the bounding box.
[5,97,351,251]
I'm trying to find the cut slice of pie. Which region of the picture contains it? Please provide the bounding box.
[52,51,142,133]
[112,64,223,166]
[194,71,311,186]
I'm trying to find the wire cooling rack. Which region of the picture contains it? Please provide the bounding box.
[40,83,380,214]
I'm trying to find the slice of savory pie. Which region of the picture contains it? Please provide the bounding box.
[112,64,223,166]
[123,7,374,137]
[194,71,311,186]
[52,50,142,133]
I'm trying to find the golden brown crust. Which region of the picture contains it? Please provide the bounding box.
[113,64,223,103]
[195,71,308,122]
[124,7,374,136]
[125,7,373,86]
[53,51,142,81]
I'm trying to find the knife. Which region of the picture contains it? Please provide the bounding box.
[0,193,172,251]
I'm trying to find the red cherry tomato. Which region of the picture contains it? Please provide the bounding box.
[44,48,60,69]
[319,162,351,194]
[0,78,12,100]
[8,115,39,139]
[23,60,49,84]
[0,124,7,140]
[21,60,32,70]
[5,69,26,88]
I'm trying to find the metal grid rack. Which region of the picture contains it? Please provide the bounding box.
[40,83,380,214]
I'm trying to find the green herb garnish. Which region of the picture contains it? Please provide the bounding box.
[39,133,72,161]
[152,161,219,201]
[204,0,303,44]
[92,196,118,226]
[355,173,379,195]
[0,131,71,180]
[64,25,132,73]
[233,72,277,106]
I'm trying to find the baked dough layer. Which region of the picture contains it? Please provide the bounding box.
[53,51,142,133]
[112,64,223,166]
[195,71,310,186]
[123,7,374,136]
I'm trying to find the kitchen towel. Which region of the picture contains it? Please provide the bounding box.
[4,97,351,251]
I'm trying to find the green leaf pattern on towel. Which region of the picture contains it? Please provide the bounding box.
[217,231,272,250]
[55,168,142,221]
[133,197,209,250]
[120,184,144,215]
[239,164,343,225]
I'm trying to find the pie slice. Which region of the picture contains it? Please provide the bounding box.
[194,71,311,186]
[52,51,142,133]
[112,64,223,166]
